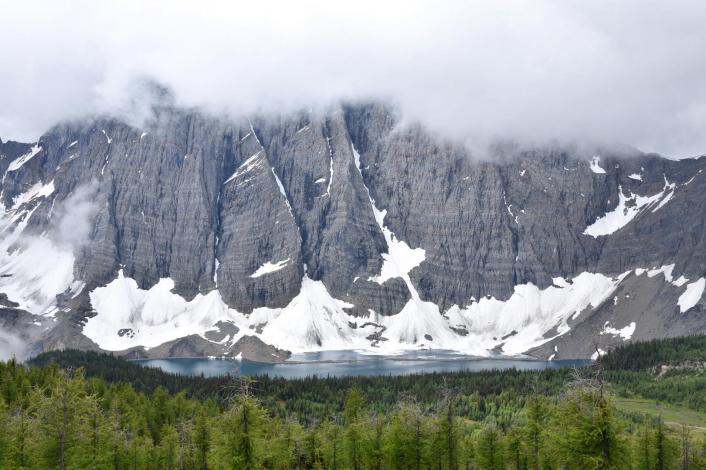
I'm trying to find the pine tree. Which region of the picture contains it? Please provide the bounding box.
[524,394,548,470]
[209,394,267,470]
[0,397,8,468]
[6,406,32,469]
[386,402,427,470]
[344,387,366,470]
[31,369,94,470]
[681,424,692,470]
[435,393,459,470]
[320,418,343,470]
[506,426,527,470]
[550,372,629,469]
[636,421,656,470]
[193,411,210,470]
[475,423,505,470]
[158,423,180,470]
[652,418,679,470]
[366,414,385,470]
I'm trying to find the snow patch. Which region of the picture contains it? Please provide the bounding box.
[0,200,80,315]
[651,175,676,212]
[677,278,705,313]
[503,193,518,224]
[589,156,606,174]
[251,259,290,278]
[601,321,636,340]
[224,152,263,184]
[6,145,41,173]
[259,277,357,351]
[628,173,642,181]
[647,264,674,283]
[11,180,55,210]
[583,183,673,237]
[271,168,295,219]
[323,151,334,197]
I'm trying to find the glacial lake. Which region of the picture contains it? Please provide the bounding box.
[135,350,591,379]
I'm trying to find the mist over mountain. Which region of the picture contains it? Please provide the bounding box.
[2,1,706,157]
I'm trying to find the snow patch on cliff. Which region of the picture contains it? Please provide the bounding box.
[6,145,42,173]
[584,182,675,237]
[589,156,606,174]
[251,259,290,278]
[601,321,636,340]
[678,278,705,313]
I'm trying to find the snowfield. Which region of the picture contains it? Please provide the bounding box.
[584,178,676,237]
[81,267,649,356]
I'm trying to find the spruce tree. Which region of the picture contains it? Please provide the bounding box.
[475,423,505,470]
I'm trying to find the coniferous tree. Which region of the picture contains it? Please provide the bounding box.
[386,402,427,470]
[475,423,505,470]
[652,418,679,470]
[320,418,343,470]
[344,387,366,470]
[6,406,33,469]
[435,393,459,470]
[637,421,657,470]
[31,369,94,470]
[193,411,210,470]
[524,394,548,470]
[209,394,267,470]
[550,376,629,469]
[366,414,385,470]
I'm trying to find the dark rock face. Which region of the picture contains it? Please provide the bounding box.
[114,334,290,363]
[1,102,705,358]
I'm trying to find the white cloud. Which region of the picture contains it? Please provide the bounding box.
[1,0,706,157]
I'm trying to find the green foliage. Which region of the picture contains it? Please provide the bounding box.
[0,334,703,469]
[601,334,706,371]
[549,381,629,469]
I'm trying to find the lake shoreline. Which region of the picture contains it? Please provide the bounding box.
[133,351,591,379]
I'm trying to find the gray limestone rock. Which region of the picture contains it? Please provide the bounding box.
[1,101,705,359]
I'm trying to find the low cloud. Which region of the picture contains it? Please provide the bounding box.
[51,181,100,252]
[0,182,99,360]
[1,1,706,157]
[0,329,28,361]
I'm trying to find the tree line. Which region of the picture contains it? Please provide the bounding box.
[2,350,706,469]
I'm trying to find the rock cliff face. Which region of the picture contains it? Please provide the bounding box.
[0,102,704,360]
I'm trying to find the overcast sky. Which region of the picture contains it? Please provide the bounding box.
[1,0,706,157]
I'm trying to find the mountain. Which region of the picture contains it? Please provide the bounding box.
[0,103,704,361]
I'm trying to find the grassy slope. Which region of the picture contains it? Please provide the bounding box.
[614,398,706,433]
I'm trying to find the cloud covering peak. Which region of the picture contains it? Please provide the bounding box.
[1,0,706,157]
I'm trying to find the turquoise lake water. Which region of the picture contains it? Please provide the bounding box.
[136,350,590,378]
